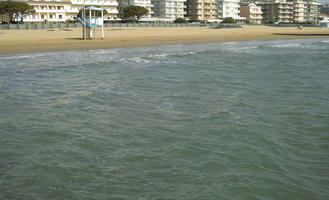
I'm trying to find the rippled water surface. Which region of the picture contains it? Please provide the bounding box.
[1,39,329,200]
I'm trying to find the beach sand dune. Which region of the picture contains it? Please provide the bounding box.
[1,25,329,54]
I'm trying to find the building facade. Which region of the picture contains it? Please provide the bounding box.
[152,0,186,21]
[240,2,263,23]
[0,0,119,23]
[185,0,218,21]
[303,0,319,23]
[257,0,294,23]
[320,4,329,15]
[293,0,304,23]
[256,0,319,23]
[216,0,240,19]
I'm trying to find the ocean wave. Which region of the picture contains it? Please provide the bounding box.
[183,51,196,55]
[147,53,168,58]
[0,54,43,60]
[227,46,259,52]
[270,43,303,48]
[120,57,152,64]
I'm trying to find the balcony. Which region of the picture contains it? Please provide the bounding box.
[35,8,66,13]
[250,11,262,14]
[278,6,293,9]
[204,7,216,10]
[165,4,184,8]
[71,0,118,6]
[278,11,292,14]
[65,8,79,13]
[294,9,304,13]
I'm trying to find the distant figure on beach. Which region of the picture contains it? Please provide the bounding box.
[298,25,303,30]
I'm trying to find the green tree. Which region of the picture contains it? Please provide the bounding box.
[0,1,34,24]
[173,18,187,23]
[222,17,236,24]
[123,5,148,22]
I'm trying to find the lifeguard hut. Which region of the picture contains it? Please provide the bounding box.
[77,6,105,40]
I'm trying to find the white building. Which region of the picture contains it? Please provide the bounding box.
[20,0,71,23]
[293,0,304,23]
[255,0,319,23]
[303,0,319,23]
[5,0,119,23]
[216,0,240,20]
[152,0,186,21]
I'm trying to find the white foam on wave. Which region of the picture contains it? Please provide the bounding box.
[226,46,259,52]
[147,53,168,58]
[0,54,44,60]
[270,43,303,48]
[320,40,329,43]
[183,52,195,55]
[120,57,152,64]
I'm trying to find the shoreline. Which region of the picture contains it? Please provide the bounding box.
[1,25,329,54]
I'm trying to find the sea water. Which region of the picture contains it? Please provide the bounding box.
[0,39,328,200]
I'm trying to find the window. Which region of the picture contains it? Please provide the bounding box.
[23,15,27,19]
[50,15,53,19]
[41,6,44,10]
[59,15,62,19]
[49,6,52,10]
[32,14,36,19]
[41,15,44,19]
[57,6,61,10]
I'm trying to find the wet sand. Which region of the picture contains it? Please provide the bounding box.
[1,25,329,54]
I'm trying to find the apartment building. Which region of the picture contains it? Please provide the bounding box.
[217,0,240,20]
[152,0,186,21]
[303,0,319,23]
[1,0,119,23]
[240,2,263,23]
[255,0,319,23]
[256,0,294,23]
[293,0,304,22]
[185,0,218,21]
[118,0,154,19]
[3,0,71,23]
[320,4,329,15]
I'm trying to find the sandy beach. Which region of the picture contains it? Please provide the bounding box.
[0,25,329,54]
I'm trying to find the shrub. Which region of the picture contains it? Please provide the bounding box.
[174,18,187,23]
[222,17,236,24]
